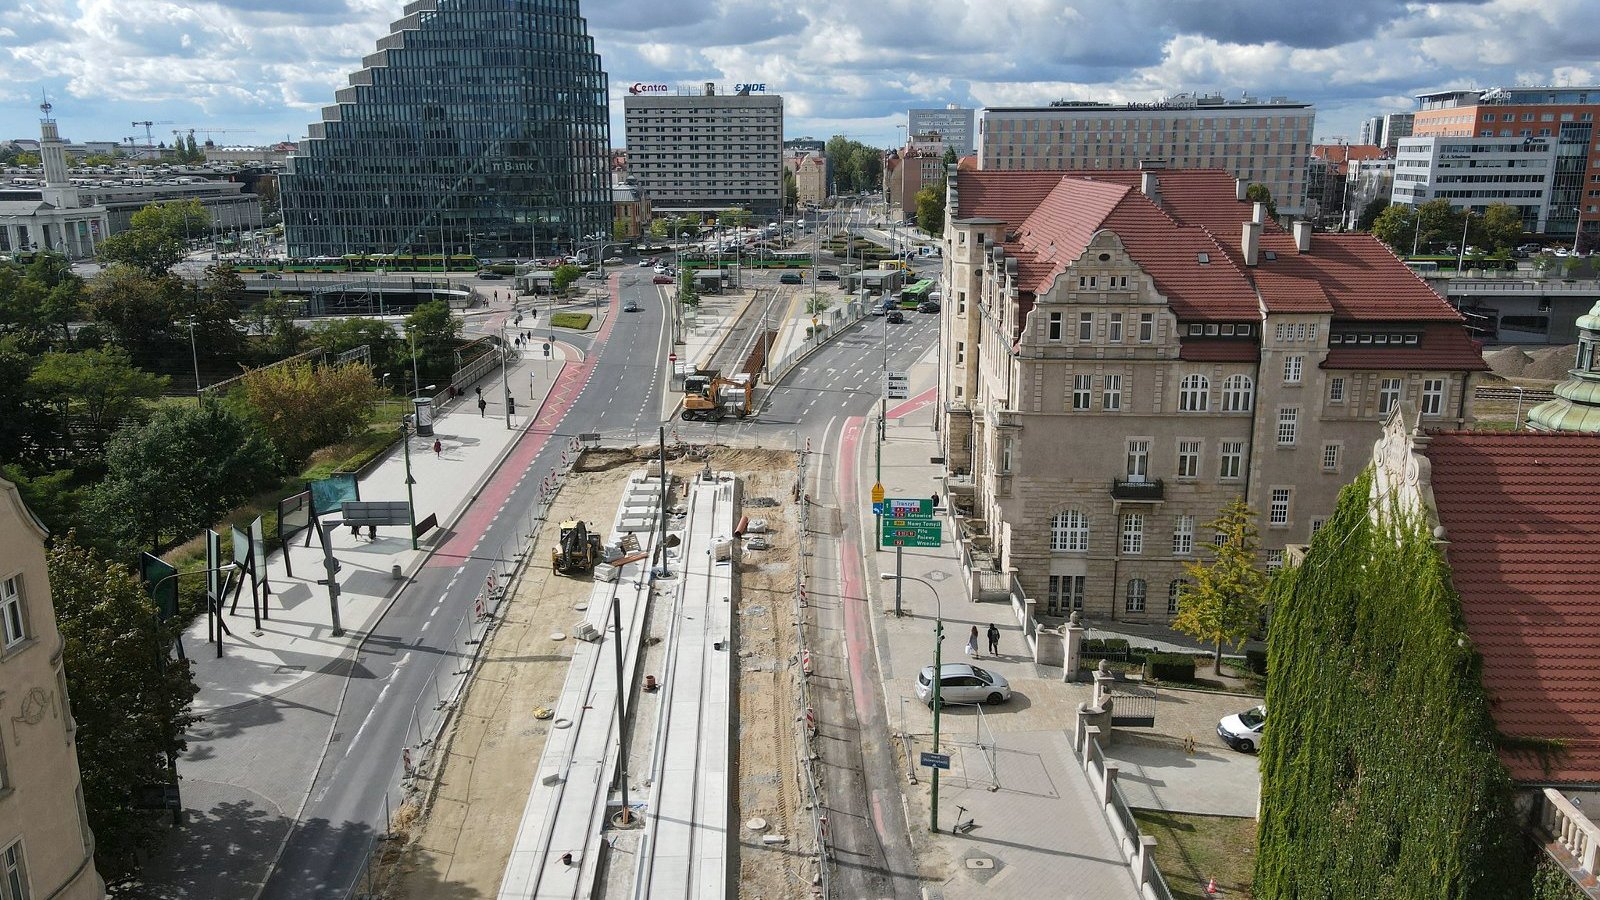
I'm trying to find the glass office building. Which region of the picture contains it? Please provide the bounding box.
[281,0,611,260]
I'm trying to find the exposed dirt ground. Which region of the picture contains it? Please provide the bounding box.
[380,444,808,898]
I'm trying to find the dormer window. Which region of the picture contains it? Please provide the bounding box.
[1197,252,1210,264]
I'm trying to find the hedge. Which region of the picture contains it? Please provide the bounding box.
[548,312,592,330]
[1145,653,1197,682]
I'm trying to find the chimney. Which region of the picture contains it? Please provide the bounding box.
[1293,220,1312,253]
[1140,172,1161,205]
[1235,178,1249,202]
[1252,202,1267,225]
[1242,221,1261,267]
[704,82,715,96]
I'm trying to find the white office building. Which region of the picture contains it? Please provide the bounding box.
[623,84,783,219]
[1391,135,1556,232]
[909,105,976,156]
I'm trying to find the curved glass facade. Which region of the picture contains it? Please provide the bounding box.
[281,0,611,259]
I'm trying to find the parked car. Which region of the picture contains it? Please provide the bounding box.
[886,310,906,324]
[585,270,606,280]
[652,274,673,285]
[816,269,839,281]
[1217,704,1266,753]
[779,272,803,284]
[917,300,940,313]
[914,663,1011,707]
[259,272,282,280]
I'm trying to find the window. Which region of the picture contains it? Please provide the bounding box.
[1221,375,1253,412]
[1121,513,1144,554]
[1283,355,1303,384]
[1125,578,1147,612]
[1270,488,1291,526]
[1138,313,1154,342]
[1179,374,1209,411]
[1310,518,1326,536]
[1329,376,1345,403]
[1168,579,1188,614]
[1173,515,1195,555]
[1379,377,1402,415]
[1322,443,1341,472]
[0,577,23,650]
[1219,441,1243,479]
[1,841,26,900]
[1050,510,1088,552]
[1078,312,1094,341]
[1048,575,1085,615]
[1067,373,1092,411]
[1266,549,1285,570]
[1177,440,1200,478]
[1422,378,1445,416]
[1000,438,1014,474]
[1047,312,1063,341]
[1102,374,1122,411]
[1277,407,1298,446]
[1108,313,1124,342]
[955,341,965,365]
[1125,440,1150,482]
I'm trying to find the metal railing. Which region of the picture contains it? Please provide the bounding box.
[793,439,833,897]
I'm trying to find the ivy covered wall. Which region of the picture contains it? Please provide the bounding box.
[1255,469,1530,898]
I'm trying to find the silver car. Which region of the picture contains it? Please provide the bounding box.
[915,663,1011,707]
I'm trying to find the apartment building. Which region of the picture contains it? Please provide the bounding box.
[623,84,784,219]
[977,93,1314,216]
[786,151,828,209]
[939,168,1486,623]
[1414,86,1600,244]
[1391,135,1557,232]
[0,476,104,899]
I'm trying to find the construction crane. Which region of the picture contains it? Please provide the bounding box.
[131,119,173,150]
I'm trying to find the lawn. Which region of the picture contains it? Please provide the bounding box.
[1133,809,1257,899]
[548,312,593,330]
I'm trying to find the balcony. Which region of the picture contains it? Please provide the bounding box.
[1111,478,1164,501]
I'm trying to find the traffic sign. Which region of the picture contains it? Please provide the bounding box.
[872,501,884,515]
[884,497,932,517]
[542,342,552,357]
[919,751,951,770]
[871,482,885,504]
[669,352,677,363]
[885,371,909,399]
[880,518,942,548]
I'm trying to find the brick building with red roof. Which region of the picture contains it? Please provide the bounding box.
[939,166,1487,623]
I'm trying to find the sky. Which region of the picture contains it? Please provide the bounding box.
[1,0,1596,152]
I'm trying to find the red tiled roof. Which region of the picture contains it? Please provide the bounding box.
[1311,143,1386,174]
[1322,323,1490,371]
[1422,431,1600,784]
[1179,341,1259,363]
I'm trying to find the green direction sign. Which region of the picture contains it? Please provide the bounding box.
[884,497,932,518]
[880,517,942,548]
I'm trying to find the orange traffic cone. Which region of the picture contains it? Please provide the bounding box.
[1206,877,1218,894]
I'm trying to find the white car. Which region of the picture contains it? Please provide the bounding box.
[1217,704,1266,753]
[915,663,1011,707]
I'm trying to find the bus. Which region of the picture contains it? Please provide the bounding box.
[899,279,935,308]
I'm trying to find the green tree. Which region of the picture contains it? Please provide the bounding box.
[551,263,583,293]
[0,252,82,349]
[13,150,40,166]
[1172,497,1268,675]
[239,361,380,463]
[1414,198,1464,254]
[47,535,201,881]
[190,262,246,359]
[83,264,183,361]
[1474,203,1524,252]
[254,176,280,216]
[1246,183,1278,220]
[613,217,630,242]
[915,183,945,236]
[648,217,669,239]
[253,291,305,358]
[404,299,460,385]
[184,132,199,162]
[88,403,279,549]
[27,347,169,454]
[96,200,211,276]
[782,166,798,212]
[827,136,884,194]
[720,208,752,232]
[1371,203,1417,254]
[1355,195,1388,232]
[0,336,49,465]
[309,317,402,379]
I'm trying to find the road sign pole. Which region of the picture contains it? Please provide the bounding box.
[931,609,943,832]
[894,544,903,618]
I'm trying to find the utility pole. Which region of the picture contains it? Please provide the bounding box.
[500,324,513,430]
[401,413,418,550]
[611,587,631,826]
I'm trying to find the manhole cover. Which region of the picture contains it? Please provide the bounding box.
[965,858,995,870]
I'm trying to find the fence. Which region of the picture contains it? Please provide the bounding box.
[764,299,868,385]
[1070,715,1179,900]
[793,439,834,896]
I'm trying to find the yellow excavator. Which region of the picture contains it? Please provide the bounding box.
[682,374,752,421]
[552,520,603,574]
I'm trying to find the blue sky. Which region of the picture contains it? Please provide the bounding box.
[1,0,1595,151]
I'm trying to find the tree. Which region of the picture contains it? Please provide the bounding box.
[404,299,460,385]
[1246,183,1278,220]
[189,263,246,359]
[612,217,630,242]
[1413,199,1464,254]
[47,535,200,881]
[648,218,669,239]
[27,347,169,454]
[1172,498,1269,675]
[88,403,279,550]
[0,252,82,349]
[83,264,183,361]
[254,176,280,215]
[826,136,884,194]
[1371,203,1418,254]
[252,291,305,358]
[1355,196,1388,232]
[96,200,212,276]
[915,183,944,236]
[551,263,582,293]
[309,317,402,380]
[720,208,752,231]
[782,166,798,213]
[239,361,380,463]
[1474,203,1524,253]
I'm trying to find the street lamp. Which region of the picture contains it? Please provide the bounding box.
[881,571,945,832]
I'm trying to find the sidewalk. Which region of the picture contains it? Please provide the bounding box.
[855,348,1142,899]
[185,342,573,715]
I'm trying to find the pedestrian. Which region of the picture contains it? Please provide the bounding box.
[987,623,1000,656]
[931,491,941,509]
[433,438,442,458]
[368,523,378,540]
[478,396,487,416]
[965,626,979,658]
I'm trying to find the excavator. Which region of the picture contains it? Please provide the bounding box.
[682,373,752,421]
[551,519,603,575]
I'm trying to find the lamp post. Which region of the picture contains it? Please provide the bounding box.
[881,572,944,832]
[400,413,419,550]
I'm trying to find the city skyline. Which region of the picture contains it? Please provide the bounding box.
[1,0,1595,153]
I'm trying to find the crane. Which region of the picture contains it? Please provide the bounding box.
[131,119,173,150]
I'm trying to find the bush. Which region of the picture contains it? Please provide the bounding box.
[1082,638,1130,657]
[1146,653,1197,682]
[548,312,592,330]
[1246,648,1269,676]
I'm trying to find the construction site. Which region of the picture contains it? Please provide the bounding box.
[379,440,817,900]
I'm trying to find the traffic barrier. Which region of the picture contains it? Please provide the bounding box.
[402,746,413,775]
[799,582,808,608]
[805,706,816,735]
[801,649,813,675]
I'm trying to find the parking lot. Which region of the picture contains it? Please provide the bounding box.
[1093,686,1263,818]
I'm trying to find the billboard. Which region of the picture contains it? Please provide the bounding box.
[310,473,359,516]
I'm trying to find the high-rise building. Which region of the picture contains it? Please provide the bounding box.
[280,0,612,260]
[1391,134,1557,233]
[1381,112,1414,150]
[1360,115,1384,146]
[909,105,976,156]
[1413,86,1599,244]
[623,84,783,219]
[0,475,105,900]
[978,93,1315,216]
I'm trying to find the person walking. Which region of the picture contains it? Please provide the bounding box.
[477,395,487,417]
[986,623,1000,656]
[965,626,979,659]
[432,438,442,458]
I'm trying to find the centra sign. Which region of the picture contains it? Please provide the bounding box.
[629,82,670,94]
[735,83,768,93]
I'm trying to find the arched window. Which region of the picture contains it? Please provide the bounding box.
[1125,578,1148,613]
[1179,374,1209,411]
[1049,510,1089,552]
[1222,374,1254,412]
[1168,579,1189,614]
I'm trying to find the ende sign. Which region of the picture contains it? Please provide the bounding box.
[629,82,669,94]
